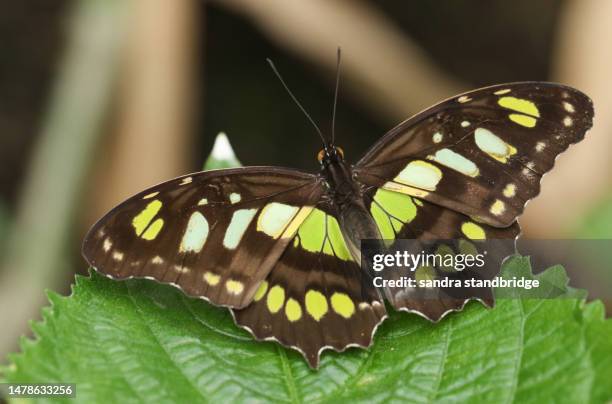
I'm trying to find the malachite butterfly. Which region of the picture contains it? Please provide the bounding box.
[83,69,593,368]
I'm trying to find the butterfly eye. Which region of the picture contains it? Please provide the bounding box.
[317,149,325,163]
[336,147,344,159]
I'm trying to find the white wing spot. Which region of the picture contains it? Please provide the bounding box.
[103,238,113,252]
[143,191,159,199]
[229,192,241,204]
[458,95,472,103]
[563,101,575,113]
[461,121,471,127]
[174,265,190,274]
[180,177,193,185]
[179,212,210,253]
[226,279,244,295]
[474,127,517,163]
[432,132,443,143]
[428,148,479,177]
[535,142,546,152]
[112,251,124,261]
[151,256,164,264]
[490,199,506,216]
[257,203,299,239]
[394,160,443,191]
[522,163,535,176]
[563,116,573,127]
[494,88,511,95]
[503,183,516,198]
[203,272,221,286]
[198,198,208,206]
[224,209,258,249]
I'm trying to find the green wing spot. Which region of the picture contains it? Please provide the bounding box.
[390,217,404,233]
[371,188,417,240]
[374,189,416,222]
[458,239,479,256]
[371,202,395,240]
[132,199,163,236]
[298,209,326,253]
[435,244,456,272]
[325,216,352,261]
[415,265,436,283]
[297,208,352,261]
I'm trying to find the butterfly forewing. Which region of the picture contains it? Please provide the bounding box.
[355,82,593,227]
[232,200,386,368]
[82,167,324,308]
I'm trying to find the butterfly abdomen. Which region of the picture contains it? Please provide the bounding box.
[339,201,385,264]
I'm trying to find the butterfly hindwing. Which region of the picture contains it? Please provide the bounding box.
[82,167,324,308]
[366,186,519,321]
[355,82,593,227]
[232,201,386,368]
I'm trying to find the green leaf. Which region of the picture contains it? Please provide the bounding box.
[3,258,611,403]
[3,135,611,403]
[572,195,612,286]
[574,194,612,238]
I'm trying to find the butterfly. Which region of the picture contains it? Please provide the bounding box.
[82,57,593,368]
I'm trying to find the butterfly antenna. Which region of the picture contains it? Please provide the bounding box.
[331,47,341,145]
[266,58,328,148]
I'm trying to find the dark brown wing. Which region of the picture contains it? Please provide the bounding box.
[232,201,387,368]
[82,167,323,309]
[355,82,593,227]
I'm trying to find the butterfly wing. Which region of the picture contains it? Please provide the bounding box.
[355,82,593,227]
[232,201,386,368]
[366,186,519,321]
[82,167,323,309]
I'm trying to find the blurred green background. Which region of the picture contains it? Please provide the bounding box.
[1,0,611,361]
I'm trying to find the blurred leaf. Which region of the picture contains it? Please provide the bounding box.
[571,195,612,285]
[574,194,612,238]
[0,200,9,258]
[203,132,242,170]
[3,135,611,403]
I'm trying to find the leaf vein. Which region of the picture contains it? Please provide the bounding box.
[126,283,207,402]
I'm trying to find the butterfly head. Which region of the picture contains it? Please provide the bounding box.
[317,146,344,168]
